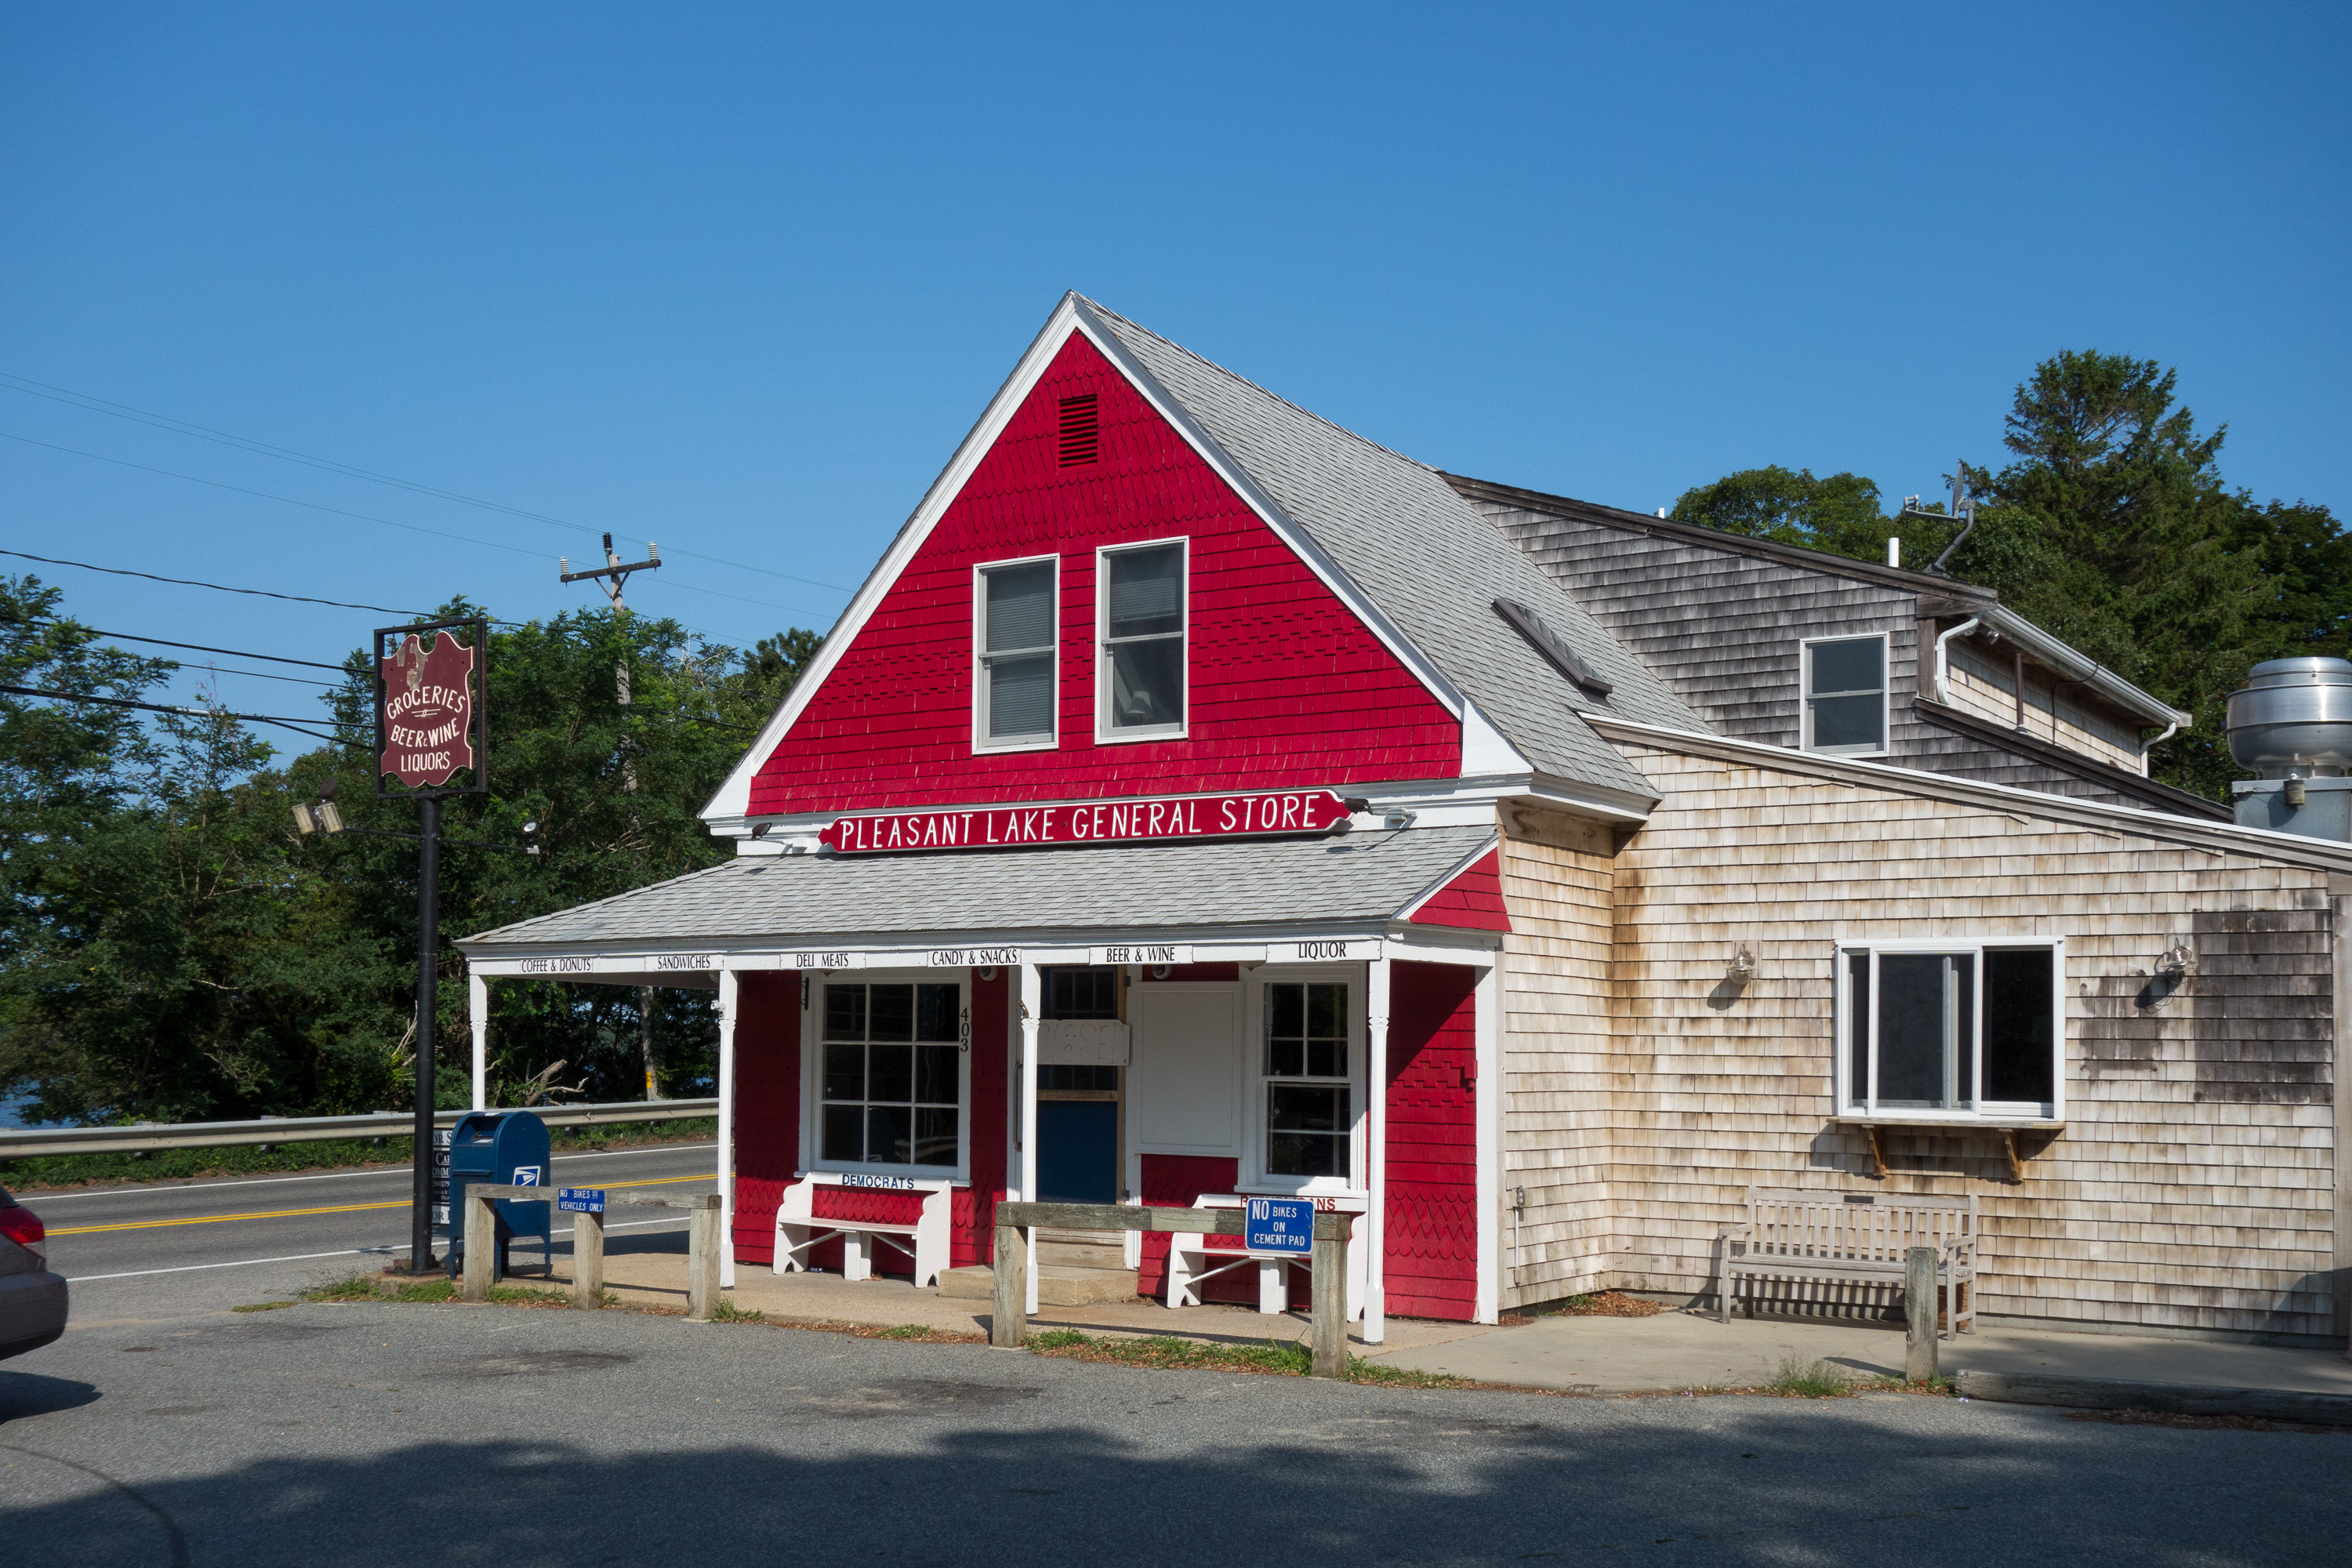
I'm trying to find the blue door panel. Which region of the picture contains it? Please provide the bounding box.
[1036,1101,1118,1204]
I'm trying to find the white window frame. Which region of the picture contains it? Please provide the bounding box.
[1094,535,1190,745]
[1241,964,1367,1197]
[1835,936,2067,1124]
[972,554,1060,755]
[800,968,974,1183]
[1800,631,1891,757]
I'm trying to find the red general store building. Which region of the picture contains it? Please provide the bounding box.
[462,295,2352,1347]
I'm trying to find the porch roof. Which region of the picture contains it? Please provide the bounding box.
[457,825,1497,953]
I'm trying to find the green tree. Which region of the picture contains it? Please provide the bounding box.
[1669,465,1900,561]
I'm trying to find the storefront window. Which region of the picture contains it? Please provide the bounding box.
[1839,942,2060,1119]
[1264,981,1351,1178]
[822,982,963,1167]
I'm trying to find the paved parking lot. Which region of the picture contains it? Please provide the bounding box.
[4,1293,2347,1567]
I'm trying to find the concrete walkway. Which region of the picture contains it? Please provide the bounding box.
[1359,1307,2352,1396]
[550,1235,2352,1402]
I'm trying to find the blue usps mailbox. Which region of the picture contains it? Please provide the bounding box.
[443,1110,553,1280]
[1246,1196,1314,1256]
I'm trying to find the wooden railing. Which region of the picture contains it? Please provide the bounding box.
[990,1201,1352,1377]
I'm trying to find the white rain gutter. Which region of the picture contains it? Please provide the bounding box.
[1931,617,1983,707]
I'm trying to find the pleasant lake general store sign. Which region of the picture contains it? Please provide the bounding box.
[816,788,1352,855]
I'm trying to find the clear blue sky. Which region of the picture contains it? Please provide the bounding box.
[3,3,2345,720]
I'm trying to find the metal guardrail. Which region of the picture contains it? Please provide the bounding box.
[0,1098,720,1160]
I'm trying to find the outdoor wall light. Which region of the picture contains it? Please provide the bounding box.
[2155,938,2193,980]
[1383,808,1417,831]
[1726,946,1756,982]
[976,966,999,982]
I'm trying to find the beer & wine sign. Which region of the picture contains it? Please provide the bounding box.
[376,620,483,791]
[817,788,1352,855]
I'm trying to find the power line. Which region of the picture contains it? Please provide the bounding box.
[174,665,344,690]
[0,614,350,670]
[1,426,831,619]
[0,683,358,746]
[0,549,430,615]
[0,370,859,593]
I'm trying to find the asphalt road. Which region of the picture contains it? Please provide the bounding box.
[10,1141,718,1325]
[4,1292,2348,1567]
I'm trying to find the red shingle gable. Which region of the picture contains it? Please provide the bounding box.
[1406,848,1511,933]
[747,332,1459,815]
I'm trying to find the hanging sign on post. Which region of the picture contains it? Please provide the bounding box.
[377,622,483,791]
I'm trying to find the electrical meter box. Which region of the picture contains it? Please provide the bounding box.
[443,1109,553,1281]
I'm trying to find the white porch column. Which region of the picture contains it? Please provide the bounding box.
[717,969,739,1290]
[467,972,489,1112]
[1018,960,1042,1316]
[1473,958,1502,1325]
[1365,954,1391,1345]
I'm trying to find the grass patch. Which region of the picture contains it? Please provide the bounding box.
[1024,1329,1472,1386]
[230,1300,296,1313]
[485,1283,572,1308]
[300,1273,458,1305]
[874,1323,938,1340]
[709,1296,766,1323]
[1547,1291,1668,1319]
[1760,1356,1856,1398]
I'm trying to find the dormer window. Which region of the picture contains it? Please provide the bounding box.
[975,557,1057,751]
[1098,539,1187,740]
[1802,633,1889,757]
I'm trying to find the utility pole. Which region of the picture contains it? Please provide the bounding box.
[561,535,664,1102]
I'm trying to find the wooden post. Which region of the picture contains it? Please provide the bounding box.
[571,1206,604,1308]
[687,1192,721,1321]
[1905,1246,1939,1381]
[1311,1225,1347,1378]
[991,1221,1028,1348]
[462,1188,495,1301]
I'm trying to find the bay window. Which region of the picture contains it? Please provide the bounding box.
[1839,940,2062,1120]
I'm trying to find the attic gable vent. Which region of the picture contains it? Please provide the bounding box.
[1494,597,1613,698]
[1058,394,1099,466]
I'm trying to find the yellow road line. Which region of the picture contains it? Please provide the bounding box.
[47,1173,713,1236]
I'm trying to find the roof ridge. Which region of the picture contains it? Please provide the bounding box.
[1073,296,1437,476]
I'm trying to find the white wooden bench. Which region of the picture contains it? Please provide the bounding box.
[1715,1187,1976,1338]
[1167,1194,1366,1320]
[773,1172,953,1287]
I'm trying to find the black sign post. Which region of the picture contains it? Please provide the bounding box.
[374,617,488,1275]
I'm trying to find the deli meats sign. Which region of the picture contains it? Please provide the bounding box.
[818,789,1352,855]
[379,629,479,788]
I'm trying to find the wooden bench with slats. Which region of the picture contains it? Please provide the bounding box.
[1715,1186,1976,1338]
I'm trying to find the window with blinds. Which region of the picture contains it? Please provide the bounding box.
[977,557,1056,749]
[1098,540,1186,739]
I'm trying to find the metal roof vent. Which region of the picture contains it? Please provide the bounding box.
[2227,657,2352,839]
[1494,596,1612,698]
[1058,394,1098,466]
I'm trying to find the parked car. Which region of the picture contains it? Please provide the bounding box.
[0,1185,67,1359]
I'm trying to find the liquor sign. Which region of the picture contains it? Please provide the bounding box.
[817,789,1353,855]
[375,617,487,796]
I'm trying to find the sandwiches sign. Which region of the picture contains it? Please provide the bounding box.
[817,789,1352,855]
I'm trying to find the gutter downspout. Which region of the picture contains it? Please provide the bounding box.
[2143,719,2181,778]
[1931,617,1984,707]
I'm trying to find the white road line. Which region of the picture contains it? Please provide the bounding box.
[26,1143,717,1203]
[62,1215,695,1282]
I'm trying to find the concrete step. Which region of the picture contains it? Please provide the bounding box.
[937,1263,1140,1305]
[1035,1234,1129,1269]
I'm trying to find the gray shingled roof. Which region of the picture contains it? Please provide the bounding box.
[1077,297,1703,804]
[461,826,1497,949]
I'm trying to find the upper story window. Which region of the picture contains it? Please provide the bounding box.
[1838,940,2062,1122]
[1802,633,1889,756]
[1098,540,1187,741]
[975,557,1057,751]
